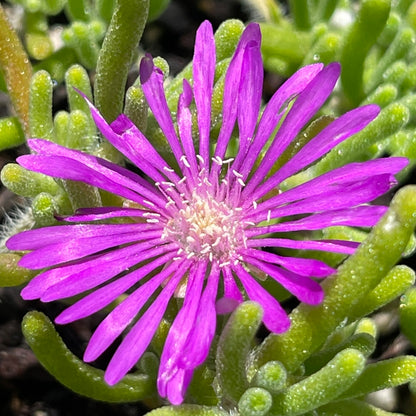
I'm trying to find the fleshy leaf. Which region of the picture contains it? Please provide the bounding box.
[22,311,155,402]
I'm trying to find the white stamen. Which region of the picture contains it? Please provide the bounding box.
[162,188,247,264]
[197,155,205,164]
[232,170,243,178]
[143,212,160,218]
[237,178,246,187]
[267,210,271,222]
[163,166,175,173]
[212,156,223,165]
[252,201,257,209]
[180,155,191,168]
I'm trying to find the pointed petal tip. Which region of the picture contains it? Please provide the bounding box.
[197,19,214,36]
[244,22,261,42]
[270,315,291,334]
[181,79,193,106]
[216,297,240,314]
[140,54,156,84]
[20,285,39,301]
[327,61,341,74]
[104,369,122,386]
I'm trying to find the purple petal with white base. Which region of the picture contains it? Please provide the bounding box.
[6,20,407,405]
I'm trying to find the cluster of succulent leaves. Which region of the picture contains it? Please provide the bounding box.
[2,0,416,415]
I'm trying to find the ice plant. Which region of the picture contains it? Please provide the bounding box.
[6,21,408,404]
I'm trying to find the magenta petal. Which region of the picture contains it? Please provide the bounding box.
[237,63,324,180]
[84,260,187,363]
[55,252,177,324]
[248,205,388,236]
[222,266,244,303]
[237,29,263,148]
[248,238,358,254]
[249,174,397,224]
[244,248,335,277]
[41,243,175,302]
[21,240,171,300]
[158,261,207,397]
[164,368,193,405]
[252,104,380,199]
[242,63,340,198]
[18,150,166,209]
[104,261,191,385]
[246,257,325,305]
[19,229,162,269]
[193,20,215,167]
[233,263,290,333]
[60,206,149,222]
[178,263,220,370]
[250,157,408,213]
[7,223,151,251]
[177,79,198,179]
[210,23,261,179]
[78,91,174,184]
[140,55,184,165]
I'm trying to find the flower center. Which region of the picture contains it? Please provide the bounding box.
[163,189,247,265]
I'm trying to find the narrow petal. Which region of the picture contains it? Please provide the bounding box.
[243,248,335,277]
[246,156,408,213]
[210,23,261,180]
[104,261,192,385]
[7,222,154,251]
[19,229,163,269]
[18,151,166,209]
[21,239,172,300]
[222,266,244,302]
[248,238,359,254]
[27,138,163,196]
[246,257,324,305]
[193,21,215,167]
[242,63,341,198]
[158,261,207,397]
[84,260,187,363]
[179,263,220,369]
[236,63,324,180]
[228,37,263,198]
[233,263,290,333]
[177,79,199,181]
[55,252,177,324]
[78,90,178,185]
[216,266,243,315]
[164,368,193,405]
[237,29,263,149]
[140,55,185,166]
[251,104,380,199]
[248,174,396,224]
[247,205,387,237]
[60,206,150,222]
[41,243,176,302]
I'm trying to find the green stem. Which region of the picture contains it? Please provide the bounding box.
[0,4,32,135]
[94,0,149,124]
[255,186,416,372]
[22,311,155,402]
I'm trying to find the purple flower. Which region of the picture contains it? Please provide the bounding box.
[7,21,407,404]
